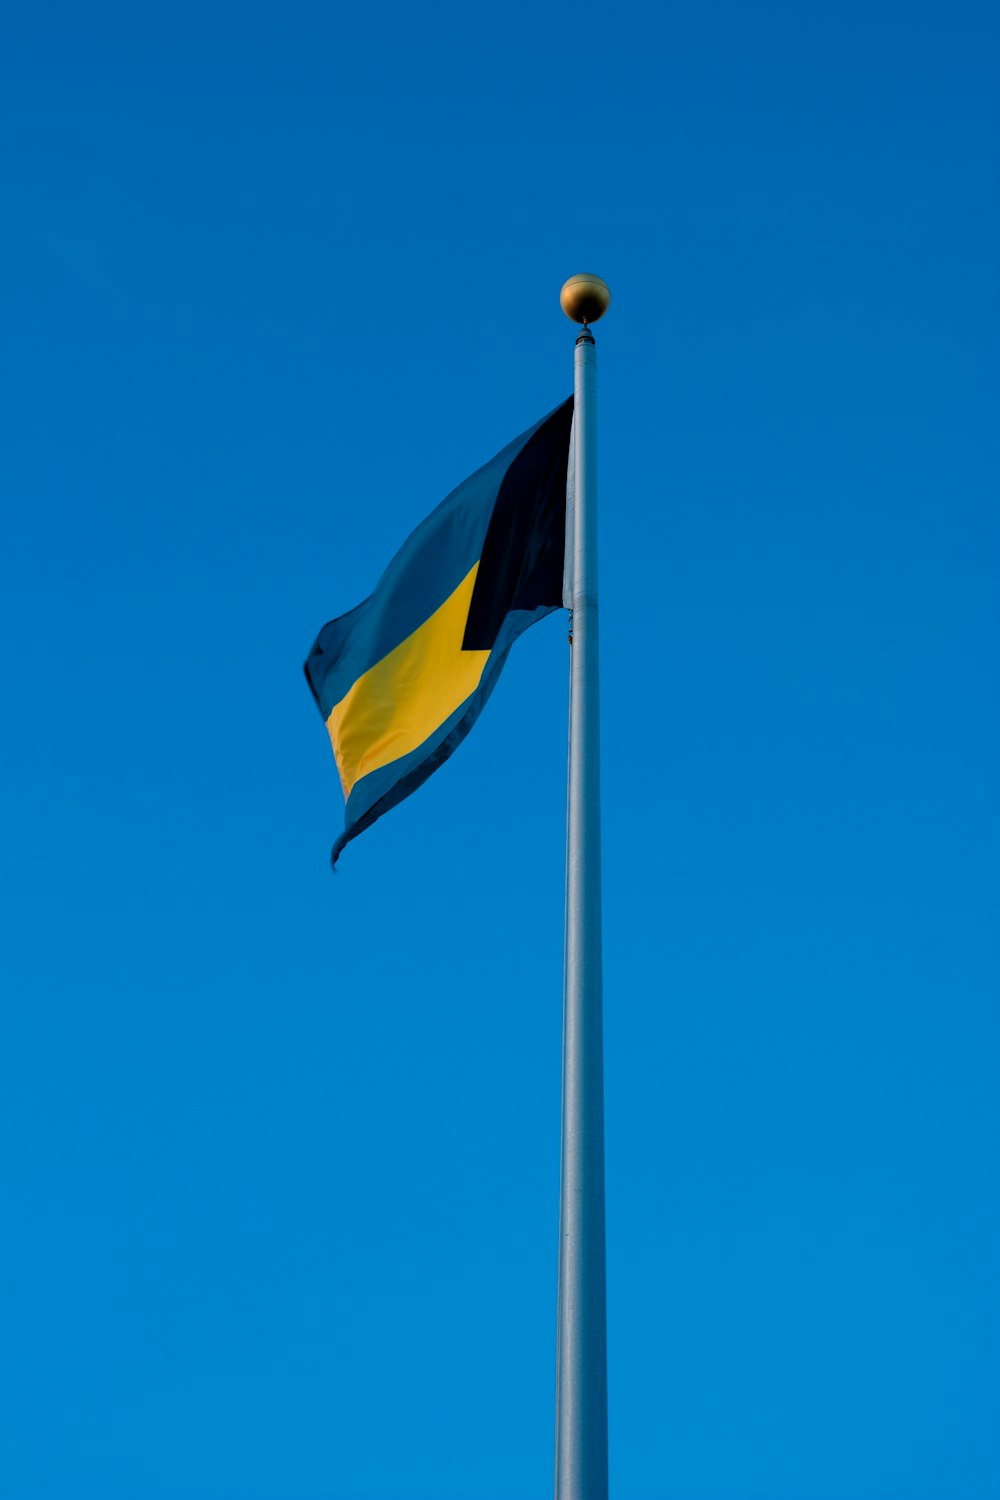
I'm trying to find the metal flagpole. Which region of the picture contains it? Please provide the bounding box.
[555,274,611,1500]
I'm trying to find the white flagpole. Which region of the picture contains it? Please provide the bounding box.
[556,274,611,1500]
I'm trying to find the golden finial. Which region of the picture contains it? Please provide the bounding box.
[559,274,611,325]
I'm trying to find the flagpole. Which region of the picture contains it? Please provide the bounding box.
[556,274,611,1500]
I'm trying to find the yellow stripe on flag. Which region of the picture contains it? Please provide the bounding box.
[326,563,490,799]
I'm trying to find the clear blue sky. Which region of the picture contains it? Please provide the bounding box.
[3,4,998,1497]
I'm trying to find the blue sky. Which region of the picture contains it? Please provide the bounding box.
[2,4,998,1497]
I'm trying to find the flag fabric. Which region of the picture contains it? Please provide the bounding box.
[305,397,574,866]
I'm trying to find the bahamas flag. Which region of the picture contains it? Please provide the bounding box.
[305,397,574,865]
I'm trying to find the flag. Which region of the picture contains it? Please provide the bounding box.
[305,397,574,865]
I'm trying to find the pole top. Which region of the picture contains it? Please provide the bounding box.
[560,274,611,326]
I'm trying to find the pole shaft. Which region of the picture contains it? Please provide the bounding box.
[556,329,607,1500]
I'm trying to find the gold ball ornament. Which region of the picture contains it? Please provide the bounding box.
[559,273,611,325]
